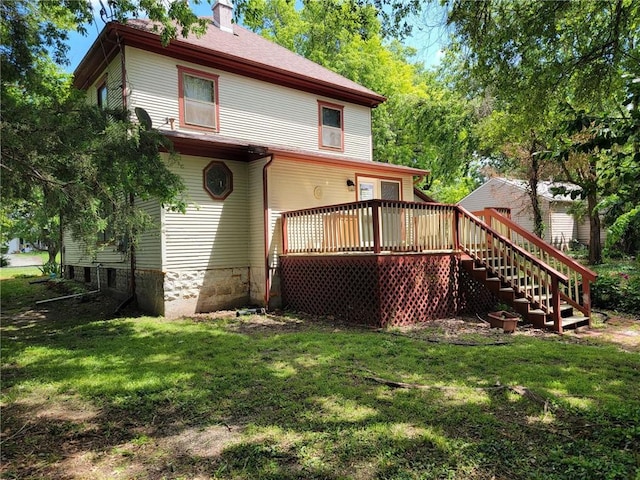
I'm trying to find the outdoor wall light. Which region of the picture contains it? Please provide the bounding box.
[346,179,355,191]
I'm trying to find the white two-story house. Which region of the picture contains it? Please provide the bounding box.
[65,0,427,317]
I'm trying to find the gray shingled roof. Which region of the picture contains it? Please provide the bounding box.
[126,18,385,103]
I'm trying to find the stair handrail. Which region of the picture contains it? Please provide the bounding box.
[456,206,569,328]
[481,208,596,320]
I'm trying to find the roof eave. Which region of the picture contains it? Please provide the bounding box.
[73,22,386,107]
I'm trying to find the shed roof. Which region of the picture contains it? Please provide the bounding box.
[498,178,581,202]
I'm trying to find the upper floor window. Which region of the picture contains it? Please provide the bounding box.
[97,78,107,108]
[318,101,344,151]
[178,66,219,131]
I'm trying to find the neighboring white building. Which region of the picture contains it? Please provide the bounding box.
[458,177,605,249]
[64,1,427,317]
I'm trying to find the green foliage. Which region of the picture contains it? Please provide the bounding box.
[38,260,61,277]
[605,206,640,257]
[592,261,640,314]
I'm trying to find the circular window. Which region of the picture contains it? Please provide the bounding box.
[203,161,233,200]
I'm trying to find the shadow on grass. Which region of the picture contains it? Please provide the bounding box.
[1,281,639,479]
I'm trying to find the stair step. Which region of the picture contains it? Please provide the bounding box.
[545,316,590,329]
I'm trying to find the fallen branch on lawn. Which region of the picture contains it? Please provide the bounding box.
[362,370,552,410]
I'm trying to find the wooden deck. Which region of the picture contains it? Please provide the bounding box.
[280,201,596,333]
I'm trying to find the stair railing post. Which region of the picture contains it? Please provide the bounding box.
[552,275,562,333]
[582,275,592,328]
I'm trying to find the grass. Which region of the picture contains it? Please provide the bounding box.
[1,276,639,479]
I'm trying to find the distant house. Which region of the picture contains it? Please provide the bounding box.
[63,0,427,318]
[458,177,604,249]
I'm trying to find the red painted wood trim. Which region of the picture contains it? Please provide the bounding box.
[177,65,220,133]
[282,213,289,255]
[74,23,386,107]
[457,205,569,283]
[317,100,344,152]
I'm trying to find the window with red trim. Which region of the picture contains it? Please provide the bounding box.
[178,66,219,131]
[318,101,344,151]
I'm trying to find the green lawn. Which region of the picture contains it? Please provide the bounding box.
[1,276,639,479]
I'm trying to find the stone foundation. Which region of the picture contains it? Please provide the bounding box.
[163,267,251,318]
[63,264,253,318]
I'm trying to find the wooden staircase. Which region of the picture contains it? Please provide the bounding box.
[456,207,597,333]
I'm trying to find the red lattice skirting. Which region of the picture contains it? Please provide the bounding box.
[280,253,497,328]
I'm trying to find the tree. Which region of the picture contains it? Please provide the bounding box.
[444,0,639,109]
[1,1,188,263]
[440,0,639,255]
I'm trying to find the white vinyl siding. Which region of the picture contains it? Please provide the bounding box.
[248,158,269,304]
[86,54,123,109]
[267,157,415,268]
[135,198,162,269]
[124,47,372,160]
[162,155,249,270]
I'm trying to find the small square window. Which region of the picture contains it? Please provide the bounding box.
[178,66,219,131]
[318,101,344,151]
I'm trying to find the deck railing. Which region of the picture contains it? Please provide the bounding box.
[477,207,596,319]
[281,200,457,254]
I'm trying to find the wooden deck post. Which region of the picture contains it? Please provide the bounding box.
[282,213,289,255]
[453,207,460,251]
[372,200,381,254]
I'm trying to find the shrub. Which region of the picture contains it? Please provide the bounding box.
[592,270,640,314]
[592,275,622,310]
[619,276,640,314]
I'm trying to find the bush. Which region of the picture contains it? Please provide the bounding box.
[592,271,640,314]
[619,276,640,314]
[592,275,622,310]
[0,255,8,267]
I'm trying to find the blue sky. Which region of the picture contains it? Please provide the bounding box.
[65,1,446,73]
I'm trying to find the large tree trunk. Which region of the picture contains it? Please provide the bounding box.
[587,192,602,264]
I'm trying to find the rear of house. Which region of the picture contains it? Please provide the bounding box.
[62,2,426,317]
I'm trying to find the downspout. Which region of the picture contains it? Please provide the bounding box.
[262,154,275,307]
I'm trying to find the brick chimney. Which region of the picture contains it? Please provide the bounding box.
[213,0,233,34]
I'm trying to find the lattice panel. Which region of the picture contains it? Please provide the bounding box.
[281,255,381,325]
[281,254,459,328]
[281,254,502,327]
[377,254,457,327]
[457,264,499,314]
